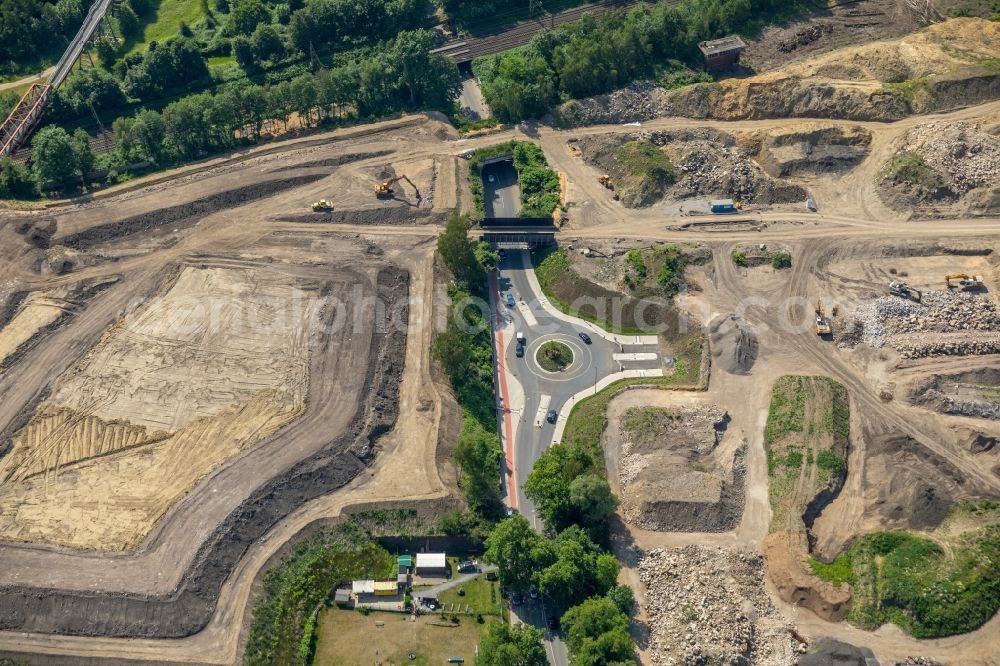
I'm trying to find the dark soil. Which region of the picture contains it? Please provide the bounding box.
[0,266,410,638]
[277,208,448,226]
[798,638,868,666]
[59,175,326,249]
[909,367,1000,420]
[268,150,394,172]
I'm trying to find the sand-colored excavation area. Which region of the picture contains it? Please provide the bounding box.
[0,263,324,550]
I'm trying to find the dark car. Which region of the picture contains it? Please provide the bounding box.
[547,615,559,630]
[458,561,478,573]
[506,506,518,518]
[528,584,539,600]
[515,344,525,358]
[578,332,592,344]
[511,591,523,605]
[546,409,557,424]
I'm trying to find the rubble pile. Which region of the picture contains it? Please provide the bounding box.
[894,659,945,666]
[671,142,806,206]
[639,546,798,666]
[902,122,1000,194]
[842,291,1000,357]
[557,81,670,126]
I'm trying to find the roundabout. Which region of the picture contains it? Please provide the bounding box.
[523,334,594,383]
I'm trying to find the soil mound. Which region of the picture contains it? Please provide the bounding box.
[615,404,744,533]
[709,314,758,375]
[799,639,868,666]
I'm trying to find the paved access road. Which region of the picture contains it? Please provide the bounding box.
[483,160,521,217]
[491,249,662,666]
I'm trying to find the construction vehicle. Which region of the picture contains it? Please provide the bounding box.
[597,174,620,200]
[374,175,421,201]
[311,199,333,212]
[567,143,582,158]
[815,300,832,336]
[888,281,921,302]
[945,273,984,291]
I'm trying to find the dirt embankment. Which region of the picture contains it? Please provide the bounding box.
[0,266,410,638]
[556,18,1000,126]
[909,367,1000,421]
[58,175,326,249]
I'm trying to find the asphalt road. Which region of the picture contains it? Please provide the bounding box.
[493,249,662,666]
[483,160,521,217]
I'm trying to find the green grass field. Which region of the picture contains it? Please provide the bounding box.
[437,574,504,616]
[313,608,496,666]
[128,0,213,56]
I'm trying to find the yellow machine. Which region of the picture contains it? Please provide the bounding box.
[374,175,421,201]
[311,199,333,211]
[567,143,582,157]
[597,174,612,188]
[815,301,832,336]
[945,273,984,290]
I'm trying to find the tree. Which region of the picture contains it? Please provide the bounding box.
[95,39,118,69]
[569,474,619,538]
[117,3,141,39]
[113,108,166,163]
[437,210,484,291]
[0,157,37,199]
[72,128,95,185]
[31,125,79,187]
[607,585,635,614]
[227,0,270,35]
[524,443,594,530]
[476,623,547,666]
[485,516,547,593]
[454,415,503,518]
[560,596,636,665]
[474,241,499,272]
[533,527,617,609]
[232,35,254,70]
[251,23,283,62]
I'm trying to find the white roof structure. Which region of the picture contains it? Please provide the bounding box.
[416,552,447,569]
[352,580,375,594]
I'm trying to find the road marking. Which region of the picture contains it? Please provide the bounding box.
[613,352,659,361]
[534,394,551,428]
[517,300,538,327]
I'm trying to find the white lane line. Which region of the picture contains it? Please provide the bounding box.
[534,394,551,428]
[613,352,659,361]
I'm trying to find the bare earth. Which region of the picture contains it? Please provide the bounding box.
[0,15,1000,664]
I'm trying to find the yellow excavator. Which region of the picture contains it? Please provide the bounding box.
[815,300,832,336]
[597,174,613,188]
[945,273,984,290]
[374,175,421,201]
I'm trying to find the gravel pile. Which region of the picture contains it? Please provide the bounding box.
[839,296,926,348]
[558,81,670,126]
[672,140,806,206]
[639,546,799,666]
[902,122,1000,194]
[841,291,1000,357]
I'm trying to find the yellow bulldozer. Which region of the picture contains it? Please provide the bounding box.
[945,273,984,290]
[311,199,333,212]
[374,175,421,202]
[815,300,832,337]
[597,174,619,200]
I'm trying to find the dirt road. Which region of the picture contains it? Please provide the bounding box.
[1,99,1000,663]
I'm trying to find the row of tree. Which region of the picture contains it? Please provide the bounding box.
[474,0,790,123]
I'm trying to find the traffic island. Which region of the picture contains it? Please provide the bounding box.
[536,341,574,372]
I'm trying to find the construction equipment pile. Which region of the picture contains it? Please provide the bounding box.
[639,546,799,666]
[840,291,1000,357]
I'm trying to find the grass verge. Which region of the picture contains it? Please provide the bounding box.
[537,341,574,372]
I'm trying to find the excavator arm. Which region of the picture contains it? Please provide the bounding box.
[374,174,421,202]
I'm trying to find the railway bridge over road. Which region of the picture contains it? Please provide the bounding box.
[0,0,119,157]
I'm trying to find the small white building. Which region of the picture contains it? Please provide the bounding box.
[415,552,448,576]
[352,579,375,595]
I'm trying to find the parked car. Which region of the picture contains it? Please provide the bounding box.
[506,506,518,518]
[511,591,523,605]
[486,570,498,581]
[488,174,496,183]
[515,344,524,358]
[506,292,515,307]
[528,584,539,600]
[547,615,559,630]
[458,561,478,573]
[578,332,592,344]
[546,409,558,424]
